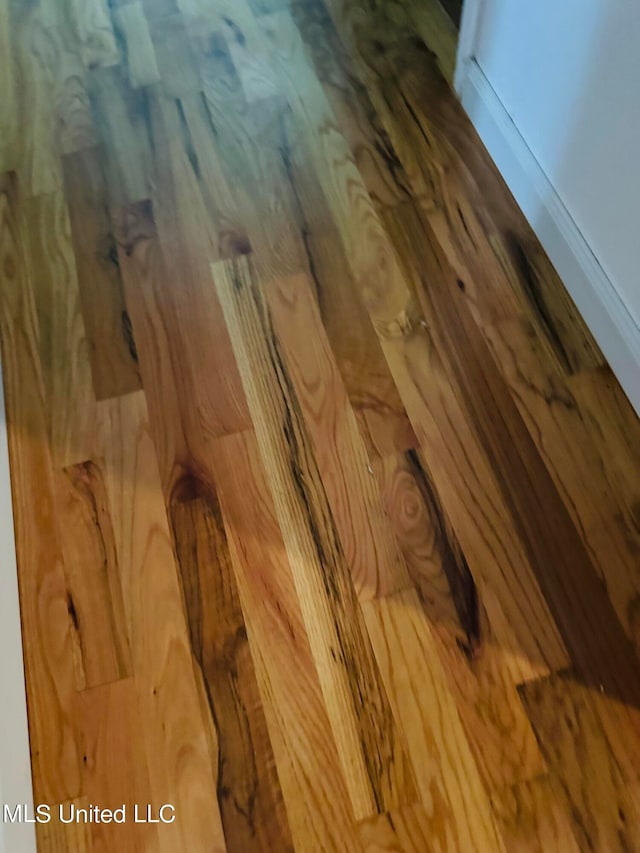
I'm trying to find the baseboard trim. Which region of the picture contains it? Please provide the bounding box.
[0,361,37,853]
[457,58,640,416]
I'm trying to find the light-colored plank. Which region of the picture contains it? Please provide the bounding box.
[55,460,131,688]
[373,450,546,793]
[36,799,92,853]
[12,7,61,196]
[52,26,98,156]
[149,12,201,96]
[265,271,411,599]
[0,172,82,804]
[362,588,504,852]
[211,429,362,851]
[95,391,227,852]
[357,804,438,853]
[69,0,119,69]
[0,0,17,170]
[113,2,161,88]
[22,191,96,468]
[213,254,417,819]
[88,65,153,206]
[76,678,160,853]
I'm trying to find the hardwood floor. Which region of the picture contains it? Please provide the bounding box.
[1,0,640,850]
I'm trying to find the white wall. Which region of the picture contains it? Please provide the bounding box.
[473,0,640,328]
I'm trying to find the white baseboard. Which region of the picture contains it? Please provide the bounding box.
[456,59,640,417]
[0,362,36,853]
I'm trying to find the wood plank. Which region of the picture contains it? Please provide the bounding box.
[213,254,417,819]
[149,13,202,97]
[88,64,153,206]
[357,804,439,853]
[11,6,61,196]
[362,588,504,851]
[62,147,141,400]
[404,0,457,85]
[22,191,96,468]
[36,800,92,853]
[146,92,252,438]
[485,318,640,651]
[520,673,640,851]
[257,14,567,679]
[490,776,581,853]
[55,460,131,688]
[112,2,161,89]
[95,391,227,852]
[112,198,207,498]
[211,429,363,851]
[0,0,16,146]
[271,101,418,458]
[373,450,546,793]
[69,0,119,69]
[287,0,419,212]
[264,271,411,599]
[0,172,82,804]
[76,678,160,853]
[171,492,293,851]
[379,199,640,704]
[384,34,604,374]
[53,27,99,156]
[569,365,640,525]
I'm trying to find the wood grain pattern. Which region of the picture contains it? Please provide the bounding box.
[75,679,159,853]
[56,460,131,689]
[62,147,141,400]
[373,450,546,794]
[213,254,417,819]
[69,0,119,69]
[22,190,96,468]
[146,91,252,439]
[490,776,581,853]
[362,588,504,851]
[113,2,161,89]
[95,391,227,852]
[171,491,293,851]
[212,429,363,851]
[265,271,411,599]
[357,804,440,853]
[87,65,153,206]
[520,673,640,851]
[3,1,640,849]
[0,172,82,804]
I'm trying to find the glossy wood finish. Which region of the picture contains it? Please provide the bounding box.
[1,0,640,850]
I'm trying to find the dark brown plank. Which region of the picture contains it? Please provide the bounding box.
[171,490,293,852]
